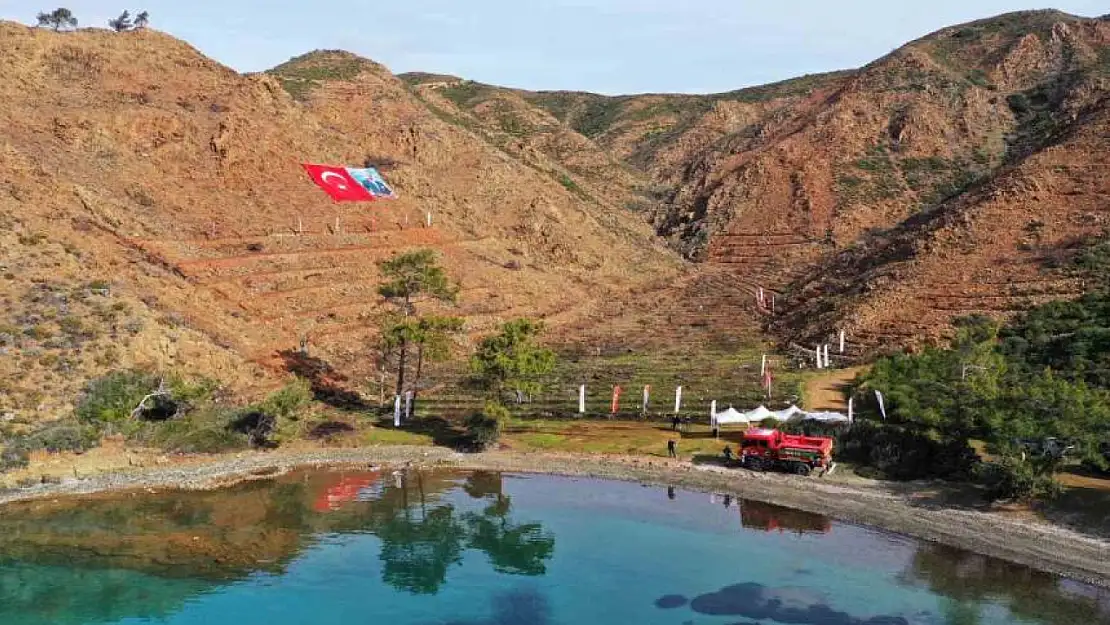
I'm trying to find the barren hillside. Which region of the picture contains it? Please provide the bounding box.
[404,10,1110,354]
[0,25,684,420]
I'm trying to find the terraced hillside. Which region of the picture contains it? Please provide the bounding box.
[404,10,1110,354]
[0,26,686,421]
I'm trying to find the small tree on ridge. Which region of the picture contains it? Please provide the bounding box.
[36,8,78,31]
[108,10,132,32]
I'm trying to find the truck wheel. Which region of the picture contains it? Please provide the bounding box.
[745,457,765,472]
[792,463,812,476]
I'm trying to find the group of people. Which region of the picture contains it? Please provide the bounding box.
[670,415,692,431]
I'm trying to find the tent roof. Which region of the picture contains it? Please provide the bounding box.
[714,407,749,424]
[743,405,773,421]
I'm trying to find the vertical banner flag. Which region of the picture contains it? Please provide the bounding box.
[839,330,846,354]
[848,397,854,425]
[303,163,398,202]
[643,385,651,413]
[824,344,831,369]
[815,346,823,369]
[578,385,586,414]
[710,400,718,434]
[875,390,887,420]
[393,395,402,427]
[675,386,683,413]
[761,354,767,377]
[611,385,622,415]
[404,391,414,419]
[763,365,773,398]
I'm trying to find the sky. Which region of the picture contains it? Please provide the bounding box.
[1,1,1106,94]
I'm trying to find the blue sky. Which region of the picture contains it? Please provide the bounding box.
[2,1,1105,94]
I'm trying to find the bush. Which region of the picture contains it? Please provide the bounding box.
[836,420,979,481]
[258,378,313,421]
[0,421,100,474]
[75,370,161,425]
[464,402,509,451]
[133,407,249,454]
[975,455,1063,502]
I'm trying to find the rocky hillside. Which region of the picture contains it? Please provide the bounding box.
[404,10,1110,354]
[0,25,684,420]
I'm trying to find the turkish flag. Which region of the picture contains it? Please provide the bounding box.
[302,164,375,202]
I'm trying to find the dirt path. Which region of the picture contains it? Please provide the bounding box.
[803,366,866,411]
[1,446,1108,587]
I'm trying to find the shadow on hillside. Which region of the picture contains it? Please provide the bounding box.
[277,349,369,412]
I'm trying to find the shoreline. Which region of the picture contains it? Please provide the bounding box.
[1,446,1108,587]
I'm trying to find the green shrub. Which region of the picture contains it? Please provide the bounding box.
[0,441,30,472]
[27,423,100,453]
[0,421,100,474]
[75,370,161,425]
[134,407,249,454]
[258,378,313,421]
[835,420,979,481]
[464,402,510,451]
[975,455,1063,502]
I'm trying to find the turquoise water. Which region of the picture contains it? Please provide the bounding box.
[0,469,1107,625]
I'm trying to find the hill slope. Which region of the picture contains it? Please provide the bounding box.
[403,10,1110,354]
[0,26,685,420]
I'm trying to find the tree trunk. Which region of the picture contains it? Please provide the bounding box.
[395,338,408,397]
[412,343,425,414]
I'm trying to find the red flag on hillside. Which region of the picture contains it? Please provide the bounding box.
[302,164,376,202]
[763,366,773,398]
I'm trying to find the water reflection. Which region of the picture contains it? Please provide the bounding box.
[0,469,556,623]
[738,499,831,535]
[0,470,1105,625]
[907,544,1110,624]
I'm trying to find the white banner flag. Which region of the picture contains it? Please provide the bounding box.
[643,385,650,412]
[579,385,586,413]
[710,400,717,425]
[816,346,823,369]
[875,390,887,420]
[675,386,683,413]
[404,390,413,419]
[393,395,402,427]
[848,397,854,424]
[824,344,831,368]
[761,354,767,377]
[839,330,846,354]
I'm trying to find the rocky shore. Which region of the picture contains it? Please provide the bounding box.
[1,445,1108,587]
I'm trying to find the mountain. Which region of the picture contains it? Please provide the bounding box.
[0,25,683,420]
[3,9,1109,421]
[403,10,1110,354]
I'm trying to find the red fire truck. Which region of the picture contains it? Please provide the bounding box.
[739,428,834,476]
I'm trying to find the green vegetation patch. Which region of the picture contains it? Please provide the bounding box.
[270,51,372,101]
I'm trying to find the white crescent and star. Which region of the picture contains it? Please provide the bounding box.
[320,171,349,190]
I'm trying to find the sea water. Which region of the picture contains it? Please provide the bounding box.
[0,469,1106,625]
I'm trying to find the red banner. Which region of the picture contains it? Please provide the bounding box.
[611,385,622,414]
[302,164,375,202]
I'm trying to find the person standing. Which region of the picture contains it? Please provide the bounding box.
[667,439,678,458]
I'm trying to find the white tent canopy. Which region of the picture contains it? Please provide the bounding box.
[743,405,774,422]
[770,405,803,421]
[713,407,749,425]
[709,403,851,427]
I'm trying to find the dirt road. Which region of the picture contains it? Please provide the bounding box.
[803,366,866,411]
